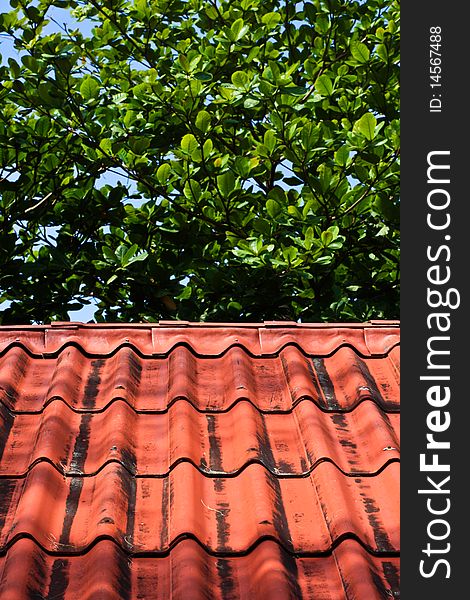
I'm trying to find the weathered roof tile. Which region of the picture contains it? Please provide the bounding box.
[0,322,400,598]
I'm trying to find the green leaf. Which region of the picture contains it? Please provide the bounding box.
[315,15,330,34]
[268,60,281,83]
[301,123,319,151]
[194,72,213,81]
[190,79,202,96]
[178,285,192,300]
[217,172,236,197]
[184,179,201,201]
[129,137,150,155]
[99,138,113,154]
[266,199,282,218]
[321,230,334,246]
[181,133,198,155]
[315,74,333,96]
[80,76,100,100]
[268,187,286,204]
[244,97,259,109]
[102,246,117,263]
[350,41,370,64]
[262,12,281,28]
[189,55,201,71]
[284,85,306,96]
[122,244,148,267]
[8,58,20,78]
[44,154,59,170]
[202,140,213,158]
[304,226,314,250]
[283,246,298,263]
[38,82,60,106]
[259,80,274,96]
[319,165,332,193]
[320,227,343,249]
[157,163,171,184]
[376,27,385,40]
[234,157,251,178]
[327,225,340,239]
[134,0,150,18]
[375,196,399,222]
[231,71,249,89]
[376,43,389,62]
[195,110,211,133]
[314,255,333,265]
[133,83,149,99]
[264,130,277,153]
[253,218,270,234]
[178,54,190,72]
[231,18,246,40]
[34,117,50,136]
[353,112,377,141]
[334,146,350,166]
[214,155,230,168]
[127,250,148,266]
[0,12,18,31]
[112,92,127,104]
[21,55,39,72]
[219,87,234,101]
[203,139,213,156]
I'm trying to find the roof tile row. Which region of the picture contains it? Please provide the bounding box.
[1,399,399,476]
[0,538,399,600]
[0,461,399,554]
[0,345,399,412]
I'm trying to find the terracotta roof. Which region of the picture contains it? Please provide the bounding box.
[0,322,400,599]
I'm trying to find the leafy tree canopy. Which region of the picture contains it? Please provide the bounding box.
[0,0,399,323]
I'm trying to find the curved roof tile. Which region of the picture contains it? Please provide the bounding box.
[0,322,400,598]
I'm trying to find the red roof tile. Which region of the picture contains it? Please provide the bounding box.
[0,538,399,600]
[0,345,400,412]
[0,399,399,477]
[0,322,400,598]
[0,461,399,553]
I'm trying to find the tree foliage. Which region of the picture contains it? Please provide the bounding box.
[0,0,399,323]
